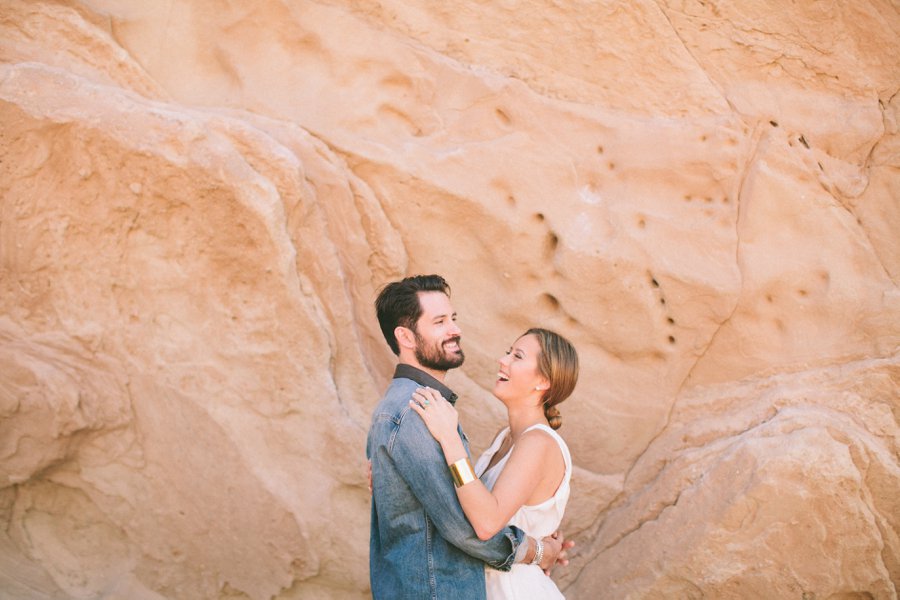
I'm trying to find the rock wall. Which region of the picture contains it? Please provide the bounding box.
[1,1,898,598]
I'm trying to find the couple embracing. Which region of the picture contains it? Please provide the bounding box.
[367,274,579,599]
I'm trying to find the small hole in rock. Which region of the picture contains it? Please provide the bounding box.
[541,293,560,310]
[546,232,559,252]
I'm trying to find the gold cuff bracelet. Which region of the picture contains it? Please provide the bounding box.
[449,457,477,487]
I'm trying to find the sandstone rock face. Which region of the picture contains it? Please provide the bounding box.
[1,1,898,598]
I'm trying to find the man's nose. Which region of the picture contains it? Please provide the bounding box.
[449,321,462,336]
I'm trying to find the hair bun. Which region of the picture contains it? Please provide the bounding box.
[545,405,562,430]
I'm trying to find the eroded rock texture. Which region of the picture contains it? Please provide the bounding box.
[1,1,898,598]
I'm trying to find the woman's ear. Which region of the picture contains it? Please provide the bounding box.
[395,326,417,350]
[534,376,550,392]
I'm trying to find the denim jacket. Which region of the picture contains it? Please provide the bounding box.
[367,364,525,599]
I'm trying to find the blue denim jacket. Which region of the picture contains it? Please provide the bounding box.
[367,364,525,599]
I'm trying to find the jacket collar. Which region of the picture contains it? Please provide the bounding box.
[393,364,459,405]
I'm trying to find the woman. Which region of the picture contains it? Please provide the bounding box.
[410,327,579,599]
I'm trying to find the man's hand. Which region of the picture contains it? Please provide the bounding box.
[367,460,373,494]
[539,530,575,575]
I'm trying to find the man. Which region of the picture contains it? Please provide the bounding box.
[367,274,571,599]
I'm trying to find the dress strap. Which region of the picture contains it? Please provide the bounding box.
[489,426,511,449]
[473,426,511,478]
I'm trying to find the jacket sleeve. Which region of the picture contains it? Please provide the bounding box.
[389,406,525,571]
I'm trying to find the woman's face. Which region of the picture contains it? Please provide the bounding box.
[494,334,548,404]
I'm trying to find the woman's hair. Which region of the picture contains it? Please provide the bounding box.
[375,274,450,355]
[525,328,579,430]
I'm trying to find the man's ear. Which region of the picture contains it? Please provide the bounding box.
[395,326,417,350]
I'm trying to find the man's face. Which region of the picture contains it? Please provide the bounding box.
[412,291,464,371]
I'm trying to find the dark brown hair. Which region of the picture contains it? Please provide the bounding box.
[375,275,450,355]
[525,328,579,429]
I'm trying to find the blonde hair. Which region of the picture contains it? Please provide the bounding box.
[524,328,579,430]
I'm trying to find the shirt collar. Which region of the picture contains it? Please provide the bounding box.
[393,364,459,405]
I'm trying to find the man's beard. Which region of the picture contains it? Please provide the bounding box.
[414,332,465,371]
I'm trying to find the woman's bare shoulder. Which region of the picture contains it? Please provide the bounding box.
[521,424,562,441]
[516,427,565,462]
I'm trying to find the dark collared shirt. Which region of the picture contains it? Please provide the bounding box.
[393,363,459,403]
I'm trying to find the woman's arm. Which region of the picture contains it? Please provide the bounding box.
[410,387,554,541]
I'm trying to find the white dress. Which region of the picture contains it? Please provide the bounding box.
[474,424,572,600]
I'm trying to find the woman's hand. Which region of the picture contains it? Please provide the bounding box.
[409,387,459,445]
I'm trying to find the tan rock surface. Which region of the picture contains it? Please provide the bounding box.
[1,1,898,598]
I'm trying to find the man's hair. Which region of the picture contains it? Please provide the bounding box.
[375,274,451,355]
